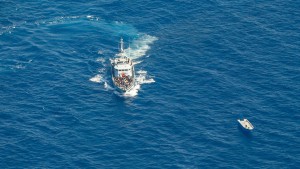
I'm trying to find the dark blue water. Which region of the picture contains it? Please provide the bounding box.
[1,0,299,168]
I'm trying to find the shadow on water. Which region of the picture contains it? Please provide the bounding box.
[237,125,253,139]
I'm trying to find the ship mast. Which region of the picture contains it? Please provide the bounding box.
[119,38,124,53]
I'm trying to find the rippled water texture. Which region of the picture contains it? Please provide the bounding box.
[1,0,299,168]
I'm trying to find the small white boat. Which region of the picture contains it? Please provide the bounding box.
[237,119,254,130]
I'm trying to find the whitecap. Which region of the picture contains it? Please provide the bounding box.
[97,50,104,55]
[15,64,26,69]
[98,68,105,73]
[104,82,114,90]
[96,57,106,63]
[135,70,155,84]
[133,61,142,65]
[141,78,155,84]
[89,74,102,83]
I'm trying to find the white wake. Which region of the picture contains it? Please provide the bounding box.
[123,34,158,60]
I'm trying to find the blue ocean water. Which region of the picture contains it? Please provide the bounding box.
[1,0,300,168]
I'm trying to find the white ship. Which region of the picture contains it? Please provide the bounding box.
[111,38,136,93]
[237,119,254,131]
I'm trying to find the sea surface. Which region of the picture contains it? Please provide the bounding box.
[1,0,299,168]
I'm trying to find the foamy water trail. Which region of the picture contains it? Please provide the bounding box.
[135,70,155,84]
[140,78,155,84]
[0,25,16,35]
[123,84,140,97]
[124,34,158,60]
[104,82,114,90]
[89,74,103,83]
[133,61,142,65]
[90,57,107,84]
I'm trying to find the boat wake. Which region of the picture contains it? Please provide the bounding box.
[89,56,107,84]
[90,68,114,91]
[119,84,141,97]
[135,70,155,84]
[104,81,114,90]
[89,74,103,83]
[123,34,158,60]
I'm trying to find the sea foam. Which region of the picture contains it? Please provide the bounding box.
[124,34,158,60]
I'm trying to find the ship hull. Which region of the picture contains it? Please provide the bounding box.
[110,38,136,94]
[111,64,136,93]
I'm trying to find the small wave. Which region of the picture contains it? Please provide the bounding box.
[104,82,114,90]
[133,61,143,65]
[86,15,100,21]
[0,24,16,35]
[104,82,108,88]
[98,68,105,73]
[35,16,81,25]
[14,64,26,69]
[97,50,104,55]
[96,58,106,63]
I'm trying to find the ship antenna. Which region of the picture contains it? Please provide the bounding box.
[128,41,131,57]
[120,37,124,53]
